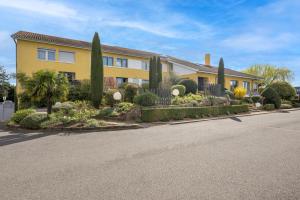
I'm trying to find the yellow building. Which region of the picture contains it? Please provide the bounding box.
[11,31,261,94]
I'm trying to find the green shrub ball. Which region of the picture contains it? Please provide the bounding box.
[178,79,198,94]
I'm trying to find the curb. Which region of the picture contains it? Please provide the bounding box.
[169,108,300,125]
[5,124,144,134]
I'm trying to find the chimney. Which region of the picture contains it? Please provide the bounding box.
[204,53,211,66]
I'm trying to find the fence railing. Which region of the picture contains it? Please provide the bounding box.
[203,83,223,97]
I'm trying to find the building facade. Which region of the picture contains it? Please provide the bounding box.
[11,31,262,94]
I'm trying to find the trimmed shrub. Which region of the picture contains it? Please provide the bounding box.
[104,89,121,107]
[133,92,158,106]
[280,104,292,109]
[171,85,186,96]
[52,102,75,113]
[11,109,36,124]
[68,80,91,101]
[263,104,275,111]
[178,79,197,94]
[269,81,296,100]
[230,100,241,105]
[172,93,203,105]
[96,107,114,118]
[281,100,292,105]
[115,102,135,113]
[225,89,235,99]
[118,82,128,89]
[141,83,149,90]
[20,112,48,129]
[261,87,281,109]
[234,87,247,99]
[291,99,300,107]
[244,97,253,104]
[141,105,249,122]
[124,84,139,102]
[251,96,261,103]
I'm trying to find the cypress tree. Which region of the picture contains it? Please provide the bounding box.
[157,56,162,86]
[149,57,153,89]
[217,57,225,95]
[153,56,158,89]
[90,32,103,108]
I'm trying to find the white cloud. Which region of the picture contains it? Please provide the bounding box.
[221,33,295,52]
[0,0,79,19]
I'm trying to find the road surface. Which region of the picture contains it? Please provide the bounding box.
[0,110,299,200]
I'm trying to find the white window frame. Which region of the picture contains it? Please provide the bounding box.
[116,58,128,68]
[103,56,114,66]
[37,48,56,61]
[59,51,75,63]
[141,61,149,71]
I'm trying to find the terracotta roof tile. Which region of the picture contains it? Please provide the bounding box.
[11,31,261,80]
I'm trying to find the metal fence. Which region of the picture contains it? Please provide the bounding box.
[203,83,223,97]
[149,87,172,105]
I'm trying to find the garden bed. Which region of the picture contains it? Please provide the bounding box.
[141,105,249,122]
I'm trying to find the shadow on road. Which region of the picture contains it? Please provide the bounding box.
[0,124,56,147]
[229,117,242,122]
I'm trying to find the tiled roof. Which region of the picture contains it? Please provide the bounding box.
[167,56,262,80]
[11,31,261,80]
[11,31,159,58]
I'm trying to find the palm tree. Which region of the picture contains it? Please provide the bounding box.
[17,70,69,114]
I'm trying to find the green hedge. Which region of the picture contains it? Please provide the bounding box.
[141,105,249,122]
[11,109,36,124]
[263,104,275,111]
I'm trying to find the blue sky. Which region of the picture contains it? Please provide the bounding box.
[0,0,299,85]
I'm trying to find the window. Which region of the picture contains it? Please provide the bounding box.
[169,63,174,72]
[253,83,258,93]
[59,51,75,63]
[243,81,250,92]
[116,58,128,68]
[37,48,55,61]
[103,56,113,66]
[116,77,128,87]
[59,72,76,82]
[130,78,140,85]
[230,80,238,91]
[142,80,149,84]
[141,61,149,70]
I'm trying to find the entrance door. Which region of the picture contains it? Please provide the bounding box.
[198,77,207,91]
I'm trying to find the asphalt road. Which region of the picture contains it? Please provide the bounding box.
[0,110,300,200]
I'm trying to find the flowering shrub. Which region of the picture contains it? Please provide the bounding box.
[234,87,247,99]
[172,93,203,105]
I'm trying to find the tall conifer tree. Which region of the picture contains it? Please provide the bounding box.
[90,32,103,108]
[217,57,225,95]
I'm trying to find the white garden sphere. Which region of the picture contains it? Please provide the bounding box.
[113,92,122,101]
[172,89,180,96]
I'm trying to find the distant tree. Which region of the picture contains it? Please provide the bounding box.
[243,64,294,86]
[17,70,69,114]
[90,32,104,108]
[217,58,225,94]
[0,65,14,94]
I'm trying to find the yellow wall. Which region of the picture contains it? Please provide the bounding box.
[181,72,259,91]
[16,40,151,92]
[16,39,259,93]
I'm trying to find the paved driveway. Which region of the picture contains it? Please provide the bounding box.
[0,110,299,200]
